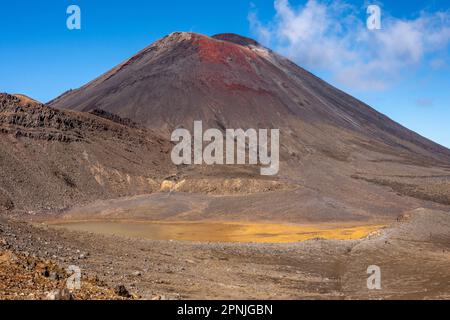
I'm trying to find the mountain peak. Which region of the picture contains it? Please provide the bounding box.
[212,33,260,47]
[154,32,262,66]
[161,32,261,48]
[166,31,200,40]
[47,31,450,165]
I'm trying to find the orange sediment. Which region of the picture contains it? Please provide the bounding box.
[46,220,386,244]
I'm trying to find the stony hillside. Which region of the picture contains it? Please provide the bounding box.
[0,93,174,212]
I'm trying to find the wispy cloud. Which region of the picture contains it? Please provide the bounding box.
[249,0,450,91]
[416,98,433,107]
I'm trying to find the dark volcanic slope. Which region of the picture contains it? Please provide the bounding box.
[49,32,450,165]
[0,93,174,212]
[7,32,450,221]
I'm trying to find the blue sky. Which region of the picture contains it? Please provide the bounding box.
[0,0,449,148]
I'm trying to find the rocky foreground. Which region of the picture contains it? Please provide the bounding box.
[0,248,129,300]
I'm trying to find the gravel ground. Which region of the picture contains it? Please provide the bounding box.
[0,208,449,300]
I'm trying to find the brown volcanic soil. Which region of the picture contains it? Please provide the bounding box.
[1,208,449,300]
[0,93,175,212]
[0,93,308,218]
[0,247,125,300]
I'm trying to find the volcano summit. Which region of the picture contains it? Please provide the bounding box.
[43,32,450,222]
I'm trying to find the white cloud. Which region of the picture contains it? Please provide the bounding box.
[416,98,433,107]
[430,58,446,69]
[249,0,450,91]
